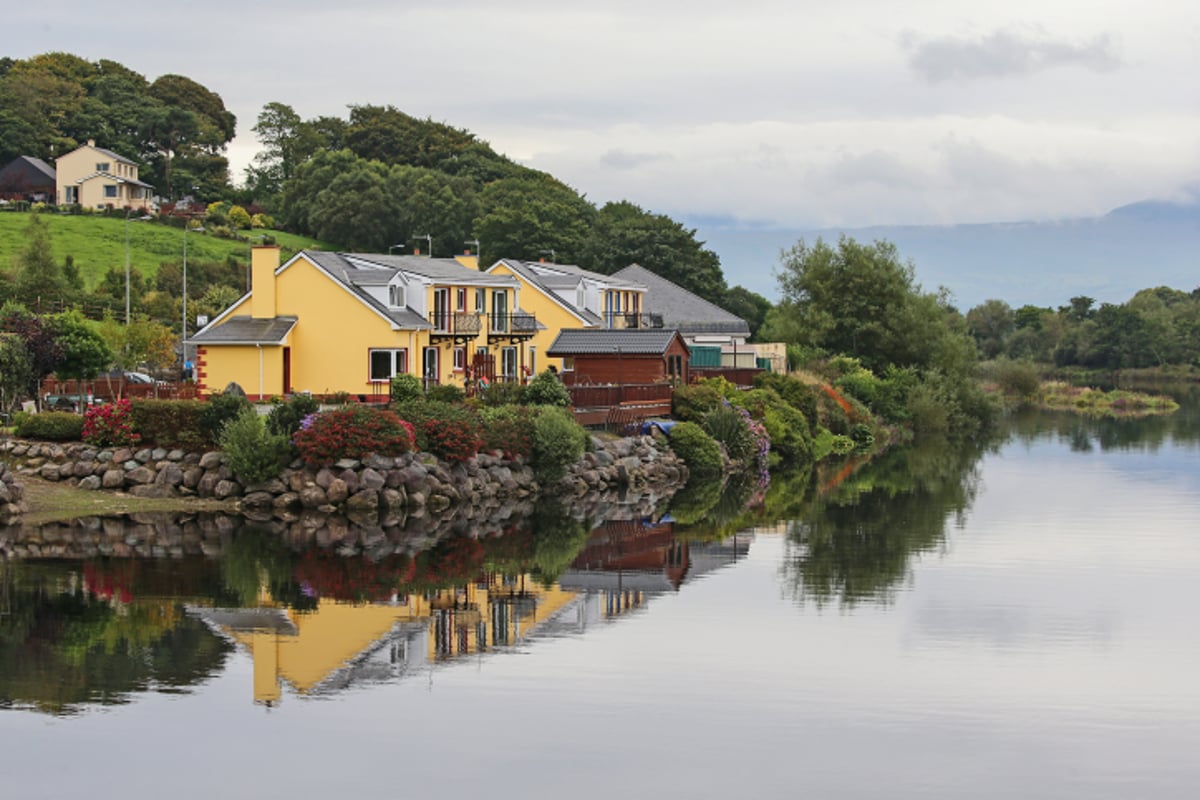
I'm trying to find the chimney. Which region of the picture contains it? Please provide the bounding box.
[414,247,421,256]
[250,246,281,319]
[87,139,95,147]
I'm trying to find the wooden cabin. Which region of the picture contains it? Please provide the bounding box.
[546,328,690,386]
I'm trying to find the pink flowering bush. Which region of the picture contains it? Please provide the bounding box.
[292,405,413,467]
[82,399,141,447]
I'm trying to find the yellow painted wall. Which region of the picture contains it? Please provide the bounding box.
[201,253,532,396]
[489,262,588,372]
[199,340,285,399]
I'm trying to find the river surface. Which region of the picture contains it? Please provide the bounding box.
[2,400,1198,799]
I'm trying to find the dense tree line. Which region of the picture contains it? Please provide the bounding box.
[252,101,739,311]
[965,289,1200,370]
[0,53,236,199]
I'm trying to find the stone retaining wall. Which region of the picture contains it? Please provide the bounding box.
[0,434,687,525]
[1,460,25,523]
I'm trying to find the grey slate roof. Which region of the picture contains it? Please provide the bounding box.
[490,259,624,326]
[190,316,298,345]
[345,253,516,286]
[301,251,430,329]
[92,146,137,165]
[546,328,686,356]
[611,264,749,336]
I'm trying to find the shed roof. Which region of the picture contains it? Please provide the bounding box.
[546,328,686,356]
[190,315,298,345]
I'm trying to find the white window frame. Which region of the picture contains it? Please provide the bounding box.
[388,284,406,308]
[368,348,409,382]
[453,346,466,372]
[501,346,518,379]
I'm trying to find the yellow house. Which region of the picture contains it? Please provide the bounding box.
[54,139,154,210]
[485,259,650,373]
[189,248,535,400]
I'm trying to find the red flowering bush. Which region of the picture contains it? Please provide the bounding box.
[82,399,141,447]
[292,405,413,467]
[395,401,483,463]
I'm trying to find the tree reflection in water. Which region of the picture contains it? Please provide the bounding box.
[778,434,997,607]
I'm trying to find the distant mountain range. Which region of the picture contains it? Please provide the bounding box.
[692,194,1200,312]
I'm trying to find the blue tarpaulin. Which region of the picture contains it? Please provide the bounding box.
[640,419,677,436]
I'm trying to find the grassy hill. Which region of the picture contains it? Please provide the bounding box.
[0,211,330,290]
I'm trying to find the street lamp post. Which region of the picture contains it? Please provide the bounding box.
[389,244,405,255]
[124,210,153,325]
[414,234,432,257]
[124,209,133,324]
[540,248,556,262]
[182,223,204,368]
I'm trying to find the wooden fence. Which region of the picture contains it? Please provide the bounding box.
[40,377,199,411]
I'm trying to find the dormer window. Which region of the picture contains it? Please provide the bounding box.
[388,284,406,307]
[577,286,585,308]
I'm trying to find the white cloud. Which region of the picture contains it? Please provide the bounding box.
[7,0,1200,228]
[902,27,1124,83]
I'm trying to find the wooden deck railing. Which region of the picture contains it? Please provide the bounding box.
[566,383,674,409]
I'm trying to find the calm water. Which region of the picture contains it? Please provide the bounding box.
[2,401,1198,799]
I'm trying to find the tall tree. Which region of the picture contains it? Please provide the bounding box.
[473,174,595,265]
[579,200,727,305]
[12,213,70,310]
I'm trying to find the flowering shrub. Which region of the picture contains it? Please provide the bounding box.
[82,399,140,447]
[479,405,537,459]
[395,400,483,462]
[292,405,414,466]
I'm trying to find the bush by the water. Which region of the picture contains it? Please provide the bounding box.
[293,405,414,466]
[198,393,251,446]
[266,393,320,438]
[669,421,723,477]
[702,403,755,462]
[479,405,537,459]
[82,399,139,447]
[530,406,589,483]
[220,407,291,485]
[13,410,84,441]
[395,400,483,462]
[128,399,207,449]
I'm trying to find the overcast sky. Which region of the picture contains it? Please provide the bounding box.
[11,1,1200,229]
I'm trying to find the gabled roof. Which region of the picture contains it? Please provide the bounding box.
[346,253,517,286]
[611,264,750,337]
[546,328,687,356]
[501,259,644,290]
[299,251,430,329]
[0,156,56,185]
[190,315,298,345]
[489,259,625,326]
[74,171,155,188]
[64,143,137,166]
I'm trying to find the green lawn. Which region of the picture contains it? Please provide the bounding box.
[0,211,331,290]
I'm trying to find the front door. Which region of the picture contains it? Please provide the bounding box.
[423,346,440,389]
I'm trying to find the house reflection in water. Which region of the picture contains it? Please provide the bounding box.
[189,521,754,706]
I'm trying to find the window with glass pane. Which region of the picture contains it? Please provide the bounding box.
[369,349,408,381]
[389,284,405,307]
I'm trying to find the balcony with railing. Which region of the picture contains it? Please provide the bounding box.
[487,312,538,344]
[603,312,664,330]
[428,311,483,345]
